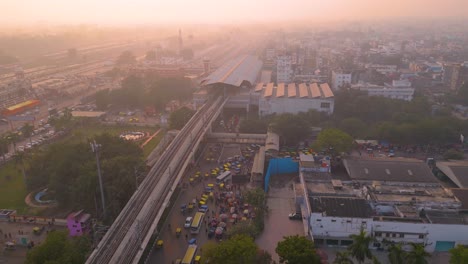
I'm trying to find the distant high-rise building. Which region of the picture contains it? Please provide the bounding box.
[276,55,293,83]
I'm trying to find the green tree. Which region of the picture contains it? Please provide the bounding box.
[275,235,320,264]
[271,113,310,145]
[339,117,367,138]
[388,243,406,264]
[406,243,430,264]
[169,107,195,130]
[25,230,90,264]
[226,220,260,238]
[314,128,354,155]
[21,123,34,145]
[333,251,354,264]
[26,133,143,222]
[117,50,136,64]
[203,234,258,264]
[348,228,373,264]
[450,245,468,264]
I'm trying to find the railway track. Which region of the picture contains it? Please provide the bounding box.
[86,96,224,264]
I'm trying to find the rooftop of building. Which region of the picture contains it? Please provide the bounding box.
[67,210,91,223]
[343,158,438,184]
[200,55,262,88]
[369,184,459,205]
[255,82,333,99]
[310,197,372,218]
[436,160,468,188]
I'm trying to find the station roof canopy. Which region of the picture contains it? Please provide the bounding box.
[436,161,468,188]
[200,55,263,88]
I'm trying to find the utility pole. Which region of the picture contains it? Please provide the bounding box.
[91,140,106,219]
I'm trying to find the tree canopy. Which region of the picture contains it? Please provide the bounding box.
[25,230,90,264]
[202,234,258,264]
[314,128,354,154]
[271,113,311,145]
[275,235,320,264]
[94,75,194,111]
[26,133,144,221]
[450,245,468,264]
[169,107,195,130]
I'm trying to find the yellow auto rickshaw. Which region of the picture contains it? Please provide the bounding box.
[176,228,182,237]
[156,240,164,248]
[194,255,201,264]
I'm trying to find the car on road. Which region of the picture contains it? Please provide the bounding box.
[198,205,208,213]
[184,216,193,228]
[288,212,302,220]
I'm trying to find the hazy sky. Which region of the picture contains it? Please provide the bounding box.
[1,0,468,25]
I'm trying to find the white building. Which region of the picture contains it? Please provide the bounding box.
[276,55,293,83]
[298,157,468,253]
[309,198,468,252]
[352,81,415,101]
[256,82,334,116]
[331,71,352,90]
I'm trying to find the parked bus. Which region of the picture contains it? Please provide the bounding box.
[216,171,232,184]
[181,244,198,264]
[190,212,205,234]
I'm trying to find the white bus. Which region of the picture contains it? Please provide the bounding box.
[216,171,232,184]
[190,212,205,234]
[181,244,198,264]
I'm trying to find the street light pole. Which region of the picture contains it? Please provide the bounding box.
[91,140,106,219]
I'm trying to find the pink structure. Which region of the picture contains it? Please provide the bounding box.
[67,210,91,236]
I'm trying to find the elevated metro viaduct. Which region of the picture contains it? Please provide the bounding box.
[86,54,263,264]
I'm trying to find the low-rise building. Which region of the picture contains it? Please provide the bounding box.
[297,156,467,252]
[351,81,415,101]
[331,70,352,90]
[256,82,334,116]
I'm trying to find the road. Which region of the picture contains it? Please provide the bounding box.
[86,97,225,263]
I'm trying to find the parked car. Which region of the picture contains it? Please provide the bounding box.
[288,212,302,220]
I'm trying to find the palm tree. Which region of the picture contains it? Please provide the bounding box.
[388,243,406,264]
[406,243,430,264]
[348,228,373,264]
[334,251,354,264]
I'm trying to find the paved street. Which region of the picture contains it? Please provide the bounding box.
[256,175,304,263]
[147,144,224,264]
